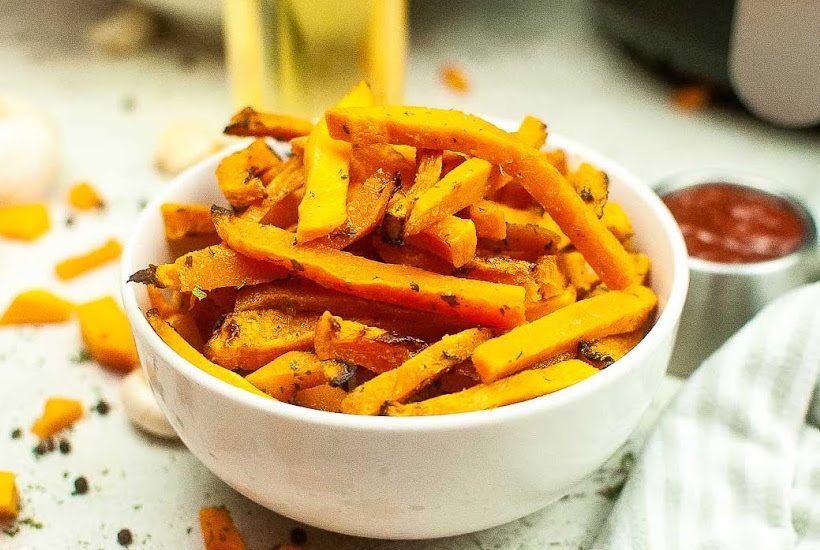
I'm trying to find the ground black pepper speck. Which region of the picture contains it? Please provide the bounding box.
[94,400,110,415]
[72,476,89,495]
[58,439,71,454]
[117,528,133,546]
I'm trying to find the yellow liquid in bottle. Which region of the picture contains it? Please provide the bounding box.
[224,0,407,118]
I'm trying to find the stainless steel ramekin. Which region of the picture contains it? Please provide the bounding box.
[655,171,819,377]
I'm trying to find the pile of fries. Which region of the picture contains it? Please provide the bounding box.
[130,81,658,416]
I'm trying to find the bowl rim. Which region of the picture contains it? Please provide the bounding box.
[121,124,689,432]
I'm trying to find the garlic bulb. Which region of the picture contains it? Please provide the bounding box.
[120,369,179,439]
[0,96,61,205]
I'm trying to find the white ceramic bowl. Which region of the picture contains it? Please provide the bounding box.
[121,130,689,539]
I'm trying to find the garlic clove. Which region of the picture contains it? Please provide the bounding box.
[0,96,61,205]
[153,119,228,176]
[120,369,179,440]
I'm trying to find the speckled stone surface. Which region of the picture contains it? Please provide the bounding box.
[1,0,817,548]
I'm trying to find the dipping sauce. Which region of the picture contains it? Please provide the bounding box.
[661,183,807,263]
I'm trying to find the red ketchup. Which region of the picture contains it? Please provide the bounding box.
[661,183,807,263]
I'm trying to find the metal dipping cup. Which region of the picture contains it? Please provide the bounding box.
[656,172,819,378]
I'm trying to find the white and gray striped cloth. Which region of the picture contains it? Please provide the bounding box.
[593,283,820,549]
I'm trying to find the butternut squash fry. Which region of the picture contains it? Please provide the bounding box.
[533,255,568,299]
[0,203,50,241]
[161,203,216,240]
[544,148,568,175]
[239,156,305,223]
[245,350,353,401]
[380,149,442,244]
[0,289,74,325]
[146,309,270,399]
[349,143,415,187]
[204,308,318,371]
[455,256,540,302]
[601,201,633,242]
[324,106,636,289]
[403,215,477,268]
[472,285,657,383]
[234,278,472,342]
[372,238,453,275]
[479,223,560,261]
[212,207,526,328]
[559,250,600,296]
[579,327,648,369]
[385,359,597,416]
[289,136,308,157]
[465,199,507,240]
[224,106,313,140]
[293,384,348,412]
[128,243,289,291]
[31,397,84,439]
[55,238,122,280]
[314,312,426,373]
[165,311,205,351]
[199,505,248,550]
[568,162,609,218]
[340,327,492,415]
[315,169,398,249]
[297,81,374,243]
[215,138,281,208]
[524,284,577,321]
[77,296,139,372]
[146,286,183,317]
[404,157,491,236]
[0,471,19,519]
[488,114,547,193]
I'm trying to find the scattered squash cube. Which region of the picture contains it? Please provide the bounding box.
[68,181,105,210]
[31,397,84,439]
[0,203,50,241]
[0,289,74,325]
[77,296,139,372]
[0,472,19,519]
[55,238,122,280]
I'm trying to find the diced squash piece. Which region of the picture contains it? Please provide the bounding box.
[579,328,648,369]
[385,359,597,416]
[404,216,477,268]
[55,238,122,280]
[297,81,374,243]
[199,506,248,550]
[224,106,313,140]
[128,244,290,291]
[31,397,84,439]
[472,285,657,382]
[324,106,636,289]
[0,203,50,241]
[160,203,216,240]
[0,289,74,325]
[0,471,19,519]
[314,312,426,373]
[216,138,281,208]
[68,181,105,210]
[77,296,139,371]
[340,327,492,415]
[246,350,352,401]
[204,309,318,370]
[404,157,491,236]
[212,207,526,328]
[568,162,609,218]
[293,384,348,412]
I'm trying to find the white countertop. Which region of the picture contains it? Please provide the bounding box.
[1,0,818,548]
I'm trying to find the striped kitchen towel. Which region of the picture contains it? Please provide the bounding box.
[593,283,820,549]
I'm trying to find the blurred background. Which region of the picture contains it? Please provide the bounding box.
[1,0,817,202]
